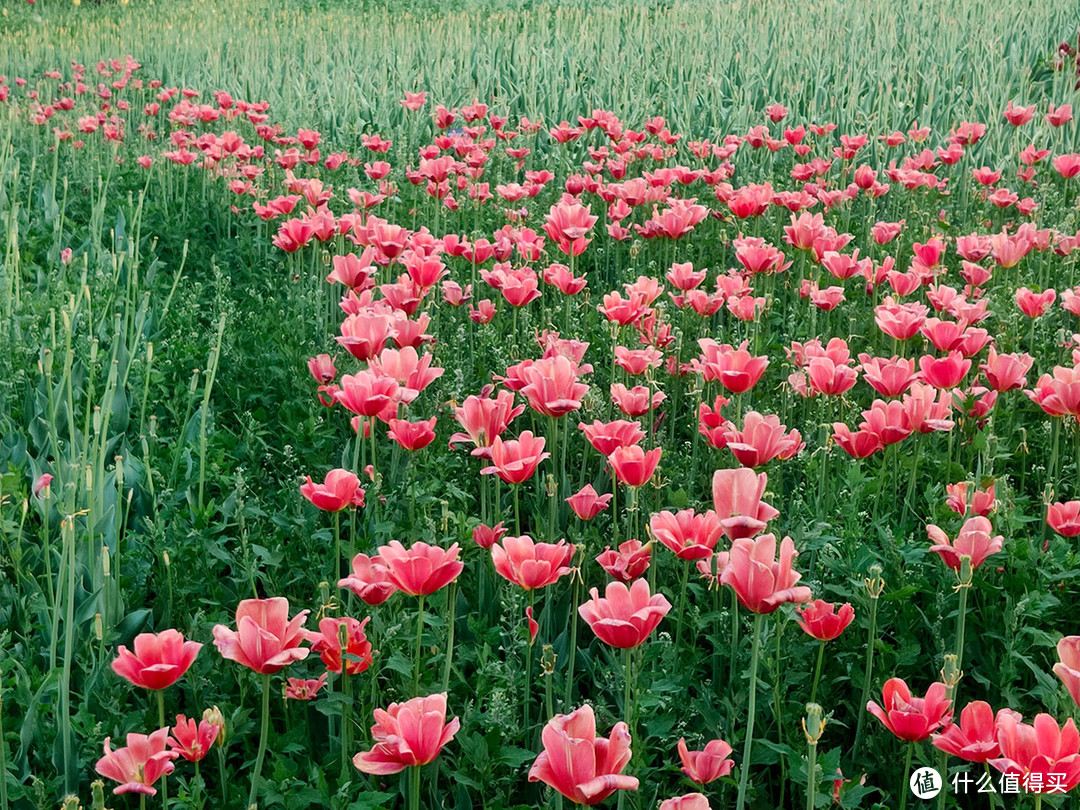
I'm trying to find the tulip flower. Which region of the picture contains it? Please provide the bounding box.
[677,737,734,784]
[711,467,779,540]
[932,701,1019,762]
[285,674,328,700]
[722,411,804,467]
[798,600,855,702]
[595,540,652,582]
[168,714,221,762]
[722,533,811,615]
[481,430,550,484]
[300,468,365,511]
[472,521,509,549]
[305,616,372,675]
[338,553,398,605]
[990,713,1080,793]
[648,508,722,560]
[377,540,463,596]
[579,419,646,456]
[866,678,952,742]
[660,794,711,810]
[692,339,769,393]
[578,579,672,648]
[1054,636,1080,708]
[95,729,178,795]
[353,692,460,775]
[1047,501,1080,537]
[387,416,437,451]
[212,597,310,675]
[528,704,639,805]
[491,535,574,590]
[608,445,662,487]
[519,354,590,417]
[926,516,1003,571]
[566,484,612,520]
[111,629,201,691]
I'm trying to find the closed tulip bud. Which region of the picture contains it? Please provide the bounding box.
[202,706,226,747]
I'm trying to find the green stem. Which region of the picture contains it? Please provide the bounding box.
[247,673,272,810]
[675,560,691,650]
[217,746,227,805]
[806,740,817,810]
[333,511,342,585]
[413,595,426,694]
[853,595,880,758]
[157,690,169,808]
[410,764,421,810]
[564,570,580,710]
[899,741,913,810]
[955,585,969,687]
[735,613,764,810]
[524,590,536,732]
[810,641,825,705]
[441,581,458,693]
[193,759,202,810]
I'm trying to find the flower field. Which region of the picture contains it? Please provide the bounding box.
[1,0,1080,807]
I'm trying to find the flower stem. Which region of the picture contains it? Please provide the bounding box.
[413,595,426,694]
[899,740,914,810]
[563,568,580,710]
[247,672,272,810]
[156,689,169,808]
[735,613,764,810]
[675,560,690,650]
[441,581,458,693]
[805,738,817,810]
[853,591,880,758]
[524,590,536,732]
[810,641,825,705]
[410,763,421,810]
[333,511,342,585]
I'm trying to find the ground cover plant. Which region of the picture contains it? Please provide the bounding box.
[1,0,1080,808]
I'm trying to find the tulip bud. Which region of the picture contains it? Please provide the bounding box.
[93,613,103,642]
[203,705,226,746]
[163,551,170,568]
[61,796,81,810]
[545,473,557,498]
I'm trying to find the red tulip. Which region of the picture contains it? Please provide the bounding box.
[353,693,460,774]
[96,729,178,796]
[520,355,590,417]
[595,540,652,582]
[168,714,221,762]
[990,713,1080,793]
[449,389,524,460]
[472,521,509,550]
[211,597,311,674]
[866,678,952,742]
[932,701,1019,763]
[1054,637,1080,708]
[676,737,734,784]
[481,431,550,484]
[796,600,855,641]
[578,579,671,648]
[711,467,779,540]
[377,540,463,596]
[300,468,365,511]
[305,616,372,675]
[926,516,1003,571]
[723,411,803,467]
[660,794,710,810]
[648,508,722,560]
[721,533,811,614]
[1047,501,1080,537]
[492,535,574,590]
[285,674,328,700]
[608,445,662,487]
[566,484,612,520]
[111,629,201,690]
[692,339,769,393]
[387,416,437,451]
[338,553,398,605]
[528,704,639,805]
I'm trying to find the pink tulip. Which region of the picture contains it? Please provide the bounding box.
[723,411,804,467]
[528,704,638,805]
[491,535,574,590]
[711,467,779,540]
[926,516,1003,571]
[721,533,811,614]
[212,597,310,675]
[300,469,365,511]
[990,713,1080,793]
[932,701,1020,763]
[1054,636,1080,708]
[867,678,952,742]
[677,737,734,784]
[566,484,612,520]
[111,629,202,691]
[377,540,463,596]
[168,714,221,762]
[96,729,178,795]
[338,553,398,605]
[481,431,550,484]
[353,693,460,774]
[648,509,722,560]
[595,540,652,582]
[608,445,662,487]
